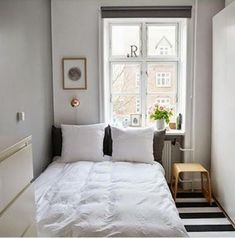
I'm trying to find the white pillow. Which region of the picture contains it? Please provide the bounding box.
[61,124,105,163]
[111,127,154,164]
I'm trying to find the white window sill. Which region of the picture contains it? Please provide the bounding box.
[165,129,185,136]
[123,126,185,136]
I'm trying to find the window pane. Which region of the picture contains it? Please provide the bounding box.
[146,62,177,125]
[147,63,177,92]
[112,95,141,127]
[111,25,140,57]
[147,25,177,57]
[111,63,140,94]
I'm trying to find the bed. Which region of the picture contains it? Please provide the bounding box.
[35,158,188,237]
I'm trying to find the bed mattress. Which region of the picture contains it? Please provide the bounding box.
[35,160,188,237]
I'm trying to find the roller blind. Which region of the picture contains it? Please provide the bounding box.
[101,6,192,18]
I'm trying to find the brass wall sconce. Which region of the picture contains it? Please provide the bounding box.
[70,98,80,108]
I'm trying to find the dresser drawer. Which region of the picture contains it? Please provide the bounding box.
[0,184,36,237]
[0,145,33,213]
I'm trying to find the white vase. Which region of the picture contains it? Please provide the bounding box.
[156,119,165,130]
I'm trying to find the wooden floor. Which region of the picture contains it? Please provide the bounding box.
[176,193,235,237]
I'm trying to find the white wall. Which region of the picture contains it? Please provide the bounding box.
[191,0,224,170]
[51,0,224,170]
[0,0,53,177]
[212,1,235,223]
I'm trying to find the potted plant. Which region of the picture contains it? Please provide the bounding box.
[149,104,173,130]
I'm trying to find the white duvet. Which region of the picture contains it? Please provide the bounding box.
[35,160,188,237]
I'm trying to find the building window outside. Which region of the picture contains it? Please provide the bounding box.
[136,98,141,113]
[135,72,140,88]
[156,72,171,87]
[156,97,171,106]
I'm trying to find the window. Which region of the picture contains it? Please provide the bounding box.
[148,25,176,57]
[155,97,171,106]
[103,19,187,127]
[136,98,141,113]
[156,72,171,87]
[135,72,140,88]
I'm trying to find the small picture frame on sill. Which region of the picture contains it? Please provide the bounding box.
[62,57,87,90]
[130,114,142,127]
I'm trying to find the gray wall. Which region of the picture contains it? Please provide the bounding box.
[0,0,225,178]
[51,0,193,126]
[0,0,53,178]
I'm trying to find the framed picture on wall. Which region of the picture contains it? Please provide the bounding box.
[62,57,87,90]
[130,114,142,127]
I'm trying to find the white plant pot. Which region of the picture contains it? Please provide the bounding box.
[156,119,165,130]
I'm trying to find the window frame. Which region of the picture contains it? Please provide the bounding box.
[103,18,186,128]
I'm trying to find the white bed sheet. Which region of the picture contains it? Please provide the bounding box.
[35,160,188,237]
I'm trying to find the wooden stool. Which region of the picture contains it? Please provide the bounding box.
[171,163,212,204]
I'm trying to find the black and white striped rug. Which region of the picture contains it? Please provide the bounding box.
[176,193,235,237]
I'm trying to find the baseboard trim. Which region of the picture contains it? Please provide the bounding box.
[213,196,235,229]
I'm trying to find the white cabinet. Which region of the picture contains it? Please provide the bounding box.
[212,2,235,224]
[0,185,36,237]
[0,145,33,213]
[0,137,37,237]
